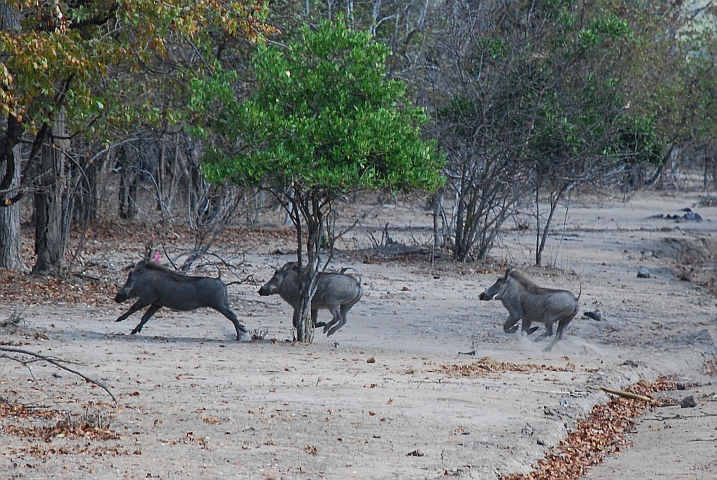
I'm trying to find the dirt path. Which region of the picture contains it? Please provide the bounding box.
[1,191,716,479]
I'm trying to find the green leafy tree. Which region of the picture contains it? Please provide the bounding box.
[190,17,444,341]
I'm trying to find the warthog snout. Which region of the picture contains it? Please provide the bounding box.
[479,277,506,301]
[479,291,499,301]
[259,262,362,336]
[258,281,279,297]
[114,281,134,303]
[114,261,248,340]
[480,268,580,352]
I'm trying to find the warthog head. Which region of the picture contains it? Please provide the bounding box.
[114,264,142,303]
[479,269,511,301]
[258,263,298,297]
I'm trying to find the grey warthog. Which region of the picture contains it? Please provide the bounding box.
[258,262,362,336]
[114,261,248,340]
[479,268,580,352]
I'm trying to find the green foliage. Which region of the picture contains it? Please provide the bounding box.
[516,1,638,167]
[190,16,444,195]
[0,0,275,134]
[605,116,665,165]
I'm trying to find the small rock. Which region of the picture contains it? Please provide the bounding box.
[621,359,639,367]
[637,267,651,278]
[680,395,697,408]
[583,311,602,321]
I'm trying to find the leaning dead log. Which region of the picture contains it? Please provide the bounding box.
[600,386,653,403]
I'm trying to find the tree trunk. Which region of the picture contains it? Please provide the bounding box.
[72,149,101,223]
[0,4,26,269]
[117,144,138,220]
[32,112,68,275]
[0,142,25,270]
[535,184,542,266]
[535,183,571,266]
[432,187,445,255]
[295,259,318,343]
[291,192,326,343]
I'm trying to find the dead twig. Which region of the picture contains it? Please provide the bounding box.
[225,274,256,287]
[0,347,117,403]
[1,307,28,328]
[600,386,653,403]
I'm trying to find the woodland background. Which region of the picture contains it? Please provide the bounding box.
[3,0,717,278]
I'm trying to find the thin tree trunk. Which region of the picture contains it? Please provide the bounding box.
[535,183,541,265]
[0,142,25,270]
[432,188,444,254]
[291,192,326,343]
[32,112,68,275]
[536,183,571,266]
[0,5,26,270]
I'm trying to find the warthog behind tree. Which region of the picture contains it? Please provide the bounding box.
[114,262,248,340]
[258,262,363,336]
[479,268,580,352]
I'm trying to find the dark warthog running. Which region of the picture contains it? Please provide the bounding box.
[258,262,362,336]
[114,261,248,340]
[479,268,580,352]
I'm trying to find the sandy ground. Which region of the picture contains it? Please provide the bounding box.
[1,190,716,479]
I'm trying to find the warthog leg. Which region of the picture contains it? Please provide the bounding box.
[502,316,521,334]
[116,298,153,323]
[324,298,361,336]
[312,310,327,328]
[291,309,329,333]
[321,306,343,336]
[131,304,162,334]
[519,319,540,336]
[326,308,350,337]
[214,305,249,340]
[533,320,555,342]
[543,315,574,352]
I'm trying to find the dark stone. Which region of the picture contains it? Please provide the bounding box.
[637,267,651,278]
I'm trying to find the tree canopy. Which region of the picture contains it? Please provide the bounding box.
[191,17,443,195]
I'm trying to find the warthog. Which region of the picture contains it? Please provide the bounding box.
[479,268,580,352]
[258,262,362,336]
[114,261,248,340]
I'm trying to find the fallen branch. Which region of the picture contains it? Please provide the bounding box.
[600,386,653,403]
[0,347,117,403]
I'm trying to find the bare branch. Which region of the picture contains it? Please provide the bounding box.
[0,347,117,403]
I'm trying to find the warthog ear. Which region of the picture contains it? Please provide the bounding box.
[503,267,513,279]
[279,262,297,273]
